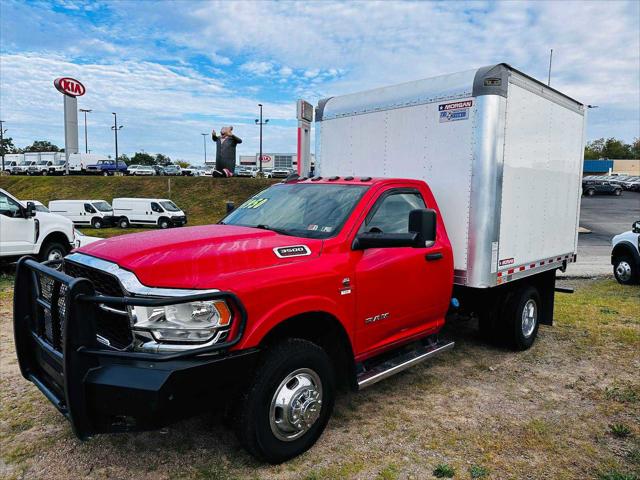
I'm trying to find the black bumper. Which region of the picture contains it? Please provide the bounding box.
[170,216,187,226]
[13,257,253,438]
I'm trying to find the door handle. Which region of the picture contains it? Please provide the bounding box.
[425,252,443,261]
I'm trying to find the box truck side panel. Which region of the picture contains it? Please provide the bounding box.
[318,99,475,272]
[497,82,584,270]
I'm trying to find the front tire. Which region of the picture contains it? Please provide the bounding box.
[502,286,541,351]
[236,339,335,464]
[39,241,68,262]
[119,217,130,229]
[102,171,109,176]
[613,255,638,285]
[585,189,595,196]
[158,218,170,229]
[91,218,103,229]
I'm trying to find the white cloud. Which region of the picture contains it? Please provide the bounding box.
[239,61,274,76]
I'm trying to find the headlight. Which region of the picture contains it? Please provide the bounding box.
[130,300,232,343]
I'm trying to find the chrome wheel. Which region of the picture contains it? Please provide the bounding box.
[47,248,64,261]
[270,368,323,442]
[615,261,632,282]
[521,299,537,338]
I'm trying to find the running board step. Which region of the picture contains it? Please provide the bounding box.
[357,339,455,389]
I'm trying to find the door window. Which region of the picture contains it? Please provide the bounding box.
[151,202,164,213]
[84,203,96,213]
[0,192,22,218]
[359,191,426,234]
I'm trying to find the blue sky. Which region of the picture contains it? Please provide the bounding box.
[1,0,638,164]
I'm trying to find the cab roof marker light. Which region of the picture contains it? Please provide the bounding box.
[344,176,354,181]
[328,176,340,181]
[360,177,372,182]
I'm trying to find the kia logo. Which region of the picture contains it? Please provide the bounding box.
[54,77,86,97]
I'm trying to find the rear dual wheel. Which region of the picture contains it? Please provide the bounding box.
[478,285,540,351]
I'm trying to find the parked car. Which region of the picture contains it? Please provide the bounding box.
[251,168,272,178]
[235,166,254,177]
[48,199,115,229]
[1,188,75,262]
[73,228,102,249]
[113,197,187,228]
[271,167,294,179]
[21,200,49,213]
[127,165,155,176]
[11,160,37,175]
[2,160,19,173]
[85,159,128,176]
[27,159,67,176]
[582,181,622,196]
[163,165,182,176]
[611,220,640,285]
[180,166,196,176]
[153,165,165,176]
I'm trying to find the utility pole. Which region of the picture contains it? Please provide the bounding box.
[547,48,553,86]
[79,109,92,154]
[0,120,6,173]
[111,112,123,164]
[255,103,269,173]
[201,133,208,164]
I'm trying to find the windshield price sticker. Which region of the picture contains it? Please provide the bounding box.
[242,198,269,209]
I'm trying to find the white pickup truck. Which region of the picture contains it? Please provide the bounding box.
[0,188,76,262]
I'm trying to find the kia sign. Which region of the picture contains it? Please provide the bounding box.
[54,77,86,97]
[259,155,273,165]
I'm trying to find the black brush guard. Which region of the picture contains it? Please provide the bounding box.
[13,257,252,439]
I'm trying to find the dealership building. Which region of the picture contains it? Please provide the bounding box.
[238,153,315,170]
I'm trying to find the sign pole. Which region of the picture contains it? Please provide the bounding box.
[54,77,85,175]
[296,100,313,176]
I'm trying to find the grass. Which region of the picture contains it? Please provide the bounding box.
[0,176,277,237]
[433,463,455,478]
[469,465,489,478]
[609,423,633,438]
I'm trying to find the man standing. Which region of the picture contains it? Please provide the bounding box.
[211,126,242,177]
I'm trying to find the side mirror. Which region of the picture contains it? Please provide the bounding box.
[633,220,640,234]
[409,208,437,247]
[24,201,36,218]
[226,201,235,213]
[353,232,418,250]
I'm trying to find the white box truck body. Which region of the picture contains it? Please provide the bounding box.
[315,63,585,289]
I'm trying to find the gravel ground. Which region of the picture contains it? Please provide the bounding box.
[1,276,639,480]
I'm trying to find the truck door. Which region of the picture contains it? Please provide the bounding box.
[353,188,448,356]
[150,202,164,222]
[82,203,96,224]
[0,191,36,255]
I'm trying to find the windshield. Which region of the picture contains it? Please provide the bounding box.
[37,160,49,165]
[222,183,368,239]
[92,201,113,212]
[54,160,65,166]
[160,201,180,212]
[35,204,49,212]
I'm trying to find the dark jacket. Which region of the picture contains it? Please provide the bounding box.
[211,132,242,173]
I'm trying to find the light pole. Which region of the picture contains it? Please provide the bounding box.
[111,112,123,163]
[0,120,6,173]
[255,103,269,173]
[79,109,92,153]
[201,133,208,164]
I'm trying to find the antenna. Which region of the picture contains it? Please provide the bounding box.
[547,49,553,86]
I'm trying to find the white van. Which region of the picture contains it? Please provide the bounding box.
[112,198,187,229]
[48,200,115,229]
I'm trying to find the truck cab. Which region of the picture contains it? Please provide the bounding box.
[0,188,75,261]
[86,159,128,176]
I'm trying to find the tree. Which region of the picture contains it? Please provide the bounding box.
[130,152,155,165]
[0,137,19,156]
[155,153,171,166]
[584,138,605,160]
[602,137,632,159]
[630,138,639,159]
[175,160,190,169]
[23,140,60,152]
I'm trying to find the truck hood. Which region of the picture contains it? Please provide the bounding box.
[77,225,322,289]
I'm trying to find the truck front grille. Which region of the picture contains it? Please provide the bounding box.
[63,260,133,350]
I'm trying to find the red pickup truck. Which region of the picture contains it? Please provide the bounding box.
[15,177,465,462]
